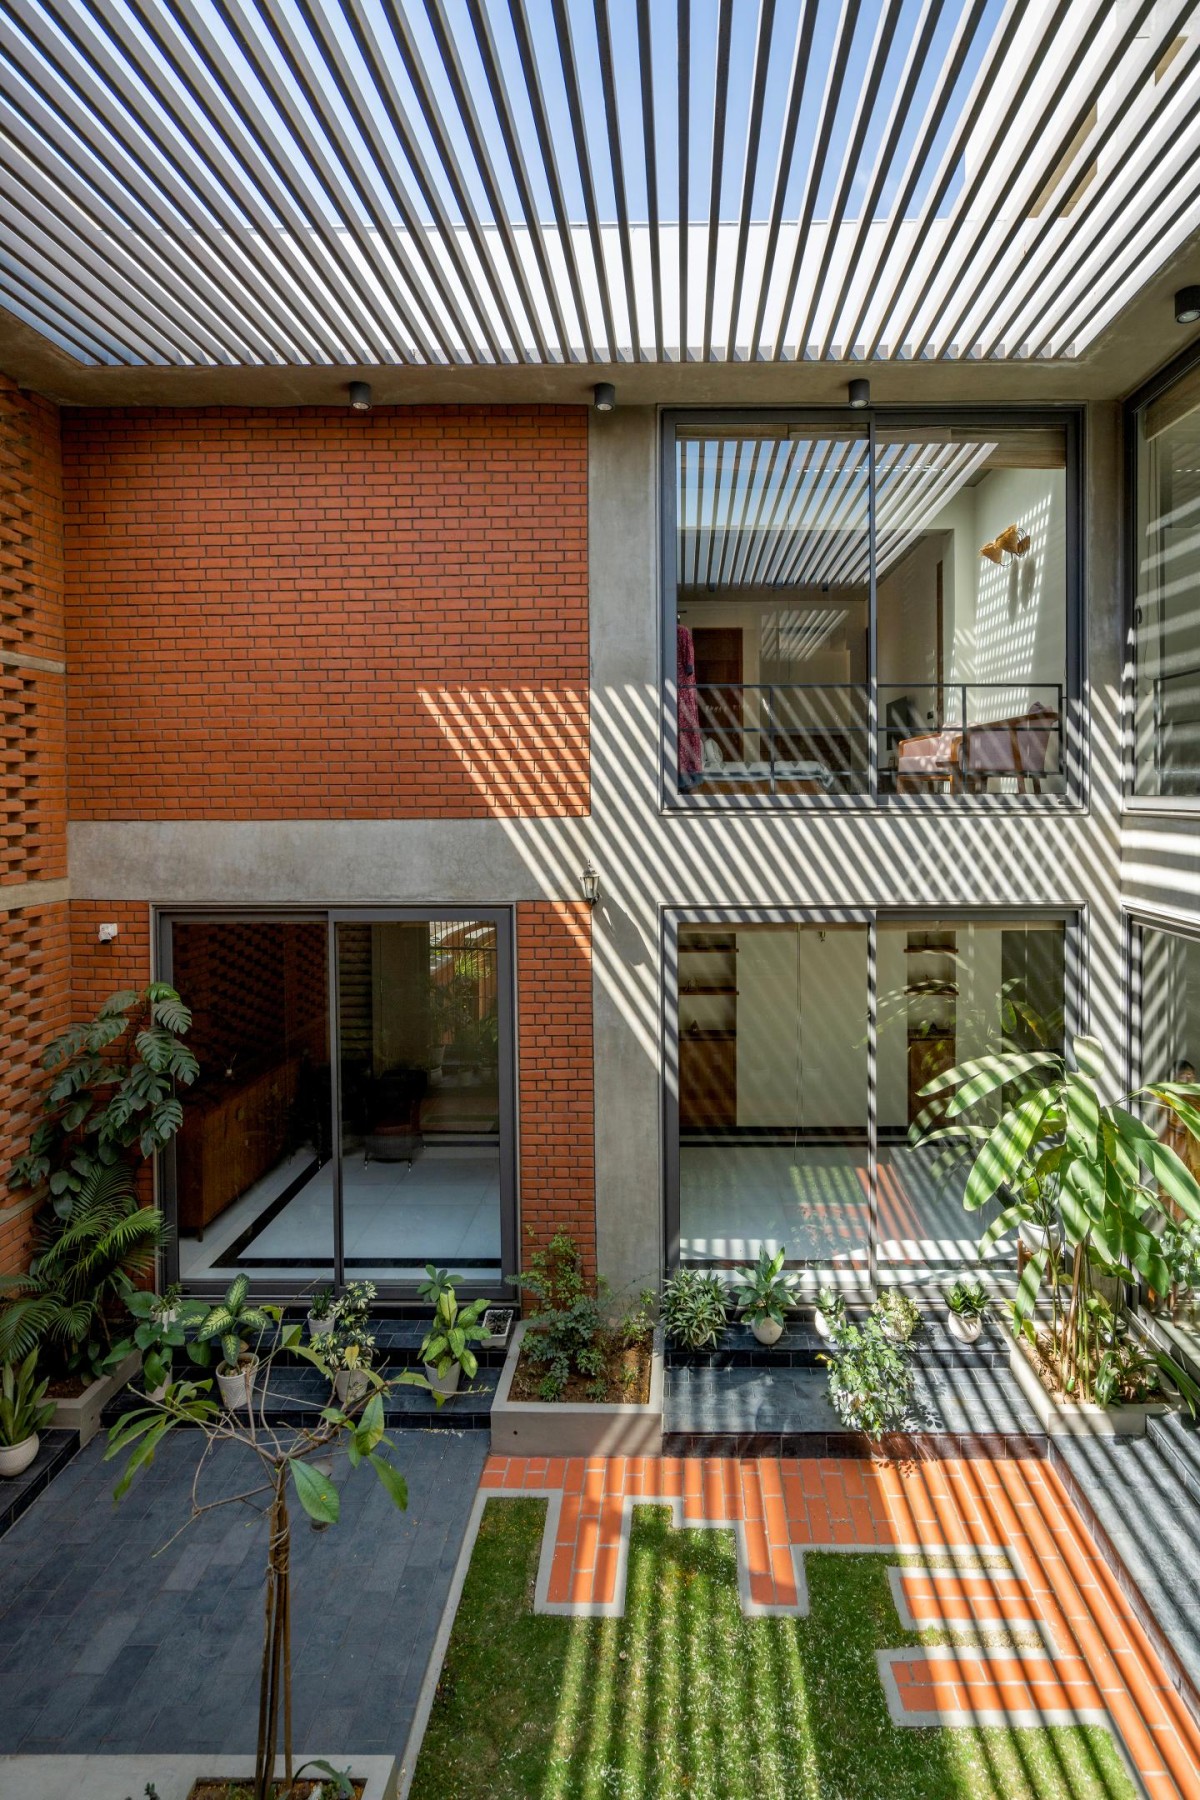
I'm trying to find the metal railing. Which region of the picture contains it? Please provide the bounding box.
[681,680,1065,796]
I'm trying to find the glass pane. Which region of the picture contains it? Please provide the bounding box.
[675,427,870,796]
[876,427,1067,796]
[677,922,869,1277]
[1138,923,1200,1360]
[1134,371,1200,796]
[173,920,333,1285]
[336,919,502,1282]
[877,918,1065,1277]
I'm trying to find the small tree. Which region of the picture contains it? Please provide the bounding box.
[918,1033,1200,1404]
[108,1318,417,1800]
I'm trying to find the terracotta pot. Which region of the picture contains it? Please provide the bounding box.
[946,1311,982,1344]
[751,1316,784,1346]
[0,1434,38,1479]
[216,1357,258,1411]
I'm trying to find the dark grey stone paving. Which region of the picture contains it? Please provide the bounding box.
[0,1426,486,1758]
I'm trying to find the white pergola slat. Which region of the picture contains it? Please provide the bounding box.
[0,0,1197,368]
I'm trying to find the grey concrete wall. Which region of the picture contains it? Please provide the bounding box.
[69,401,1130,1294]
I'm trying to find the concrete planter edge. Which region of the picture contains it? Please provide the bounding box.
[490,1321,664,1456]
[1008,1334,1171,1438]
[48,1350,140,1447]
[0,1753,397,1800]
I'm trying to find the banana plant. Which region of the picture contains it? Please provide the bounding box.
[917,1034,1200,1407]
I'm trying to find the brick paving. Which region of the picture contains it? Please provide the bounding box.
[479,1452,1200,1798]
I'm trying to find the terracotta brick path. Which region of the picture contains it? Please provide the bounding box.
[480,1453,1200,1797]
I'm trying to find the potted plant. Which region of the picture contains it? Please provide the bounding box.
[306,1285,338,1341]
[151,1282,184,1327]
[0,1351,55,1478]
[945,1280,988,1344]
[320,1280,377,1405]
[820,1316,915,1440]
[195,1275,273,1411]
[873,1290,921,1344]
[418,1272,489,1401]
[813,1286,847,1340]
[731,1247,794,1345]
[661,1268,728,1350]
[105,1290,205,1403]
[1015,1173,1063,1255]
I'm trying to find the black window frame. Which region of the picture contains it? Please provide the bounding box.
[156,904,519,1304]
[1123,337,1200,810]
[662,902,1085,1291]
[660,405,1086,813]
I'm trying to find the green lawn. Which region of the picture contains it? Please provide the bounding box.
[410,1498,1135,1800]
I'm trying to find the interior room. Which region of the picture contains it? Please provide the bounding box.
[675,915,1066,1279]
[1132,365,1200,796]
[170,915,505,1288]
[674,423,1067,797]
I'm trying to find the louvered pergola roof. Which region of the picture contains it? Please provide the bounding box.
[1,0,1198,370]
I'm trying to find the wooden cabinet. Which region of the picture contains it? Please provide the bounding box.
[679,1034,736,1129]
[175,1056,302,1235]
[908,1035,956,1125]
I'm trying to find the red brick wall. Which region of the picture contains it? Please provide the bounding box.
[62,405,589,821]
[516,900,595,1271]
[0,903,70,1270]
[0,377,68,1271]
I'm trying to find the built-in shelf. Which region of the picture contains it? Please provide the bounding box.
[682,985,739,995]
[904,944,959,957]
[906,982,958,997]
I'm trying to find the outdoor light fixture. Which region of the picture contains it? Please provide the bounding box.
[349,380,372,411]
[580,863,601,905]
[593,382,616,411]
[1176,286,1200,325]
[980,523,1030,564]
[97,922,119,943]
[847,378,870,408]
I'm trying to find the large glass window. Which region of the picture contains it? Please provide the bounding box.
[668,414,1072,802]
[164,910,513,1293]
[1131,360,1200,797]
[669,911,1070,1283]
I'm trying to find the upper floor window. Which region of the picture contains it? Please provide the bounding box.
[665,411,1076,805]
[1130,356,1200,800]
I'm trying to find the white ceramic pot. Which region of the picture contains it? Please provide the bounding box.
[813,1309,833,1340]
[751,1315,784,1346]
[307,1312,336,1342]
[146,1376,170,1404]
[0,1434,39,1478]
[153,1306,180,1328]
[1019,1218,1062,1254]
[216,1357,258,1411]
[425,1361,461,1399]
[333,1366,371,1406]
[946,1311,982,1345]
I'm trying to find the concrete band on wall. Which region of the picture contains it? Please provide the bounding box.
[68,405,1128,1294]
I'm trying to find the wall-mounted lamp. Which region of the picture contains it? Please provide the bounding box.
[97,922,119,943]
[1176,286,1200,325]
[979,522,1030,564]
[593,382,616,412]
[349,380,372,411]
[847,377,870,409]
[580,862,601,906]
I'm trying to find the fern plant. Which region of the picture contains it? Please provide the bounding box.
[0,1162,167,1379]
[10,984,198,1220]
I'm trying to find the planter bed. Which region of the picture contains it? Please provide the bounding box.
[189,1780,366,1799]
[1008,1331,1170,1438]
[0,1756,395,1800]
[491,1322,664,1456]
[46,1350,139,1447]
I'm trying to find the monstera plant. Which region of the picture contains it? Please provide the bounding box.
[917,1033,1200,1408]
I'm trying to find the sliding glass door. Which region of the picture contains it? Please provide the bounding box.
[162,908,514,1295]
[334,918,504,1283]
[667,908,1072,1285]
[675,920,870,1273]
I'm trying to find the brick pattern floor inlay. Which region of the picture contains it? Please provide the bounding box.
[478,1453,1200,1797]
